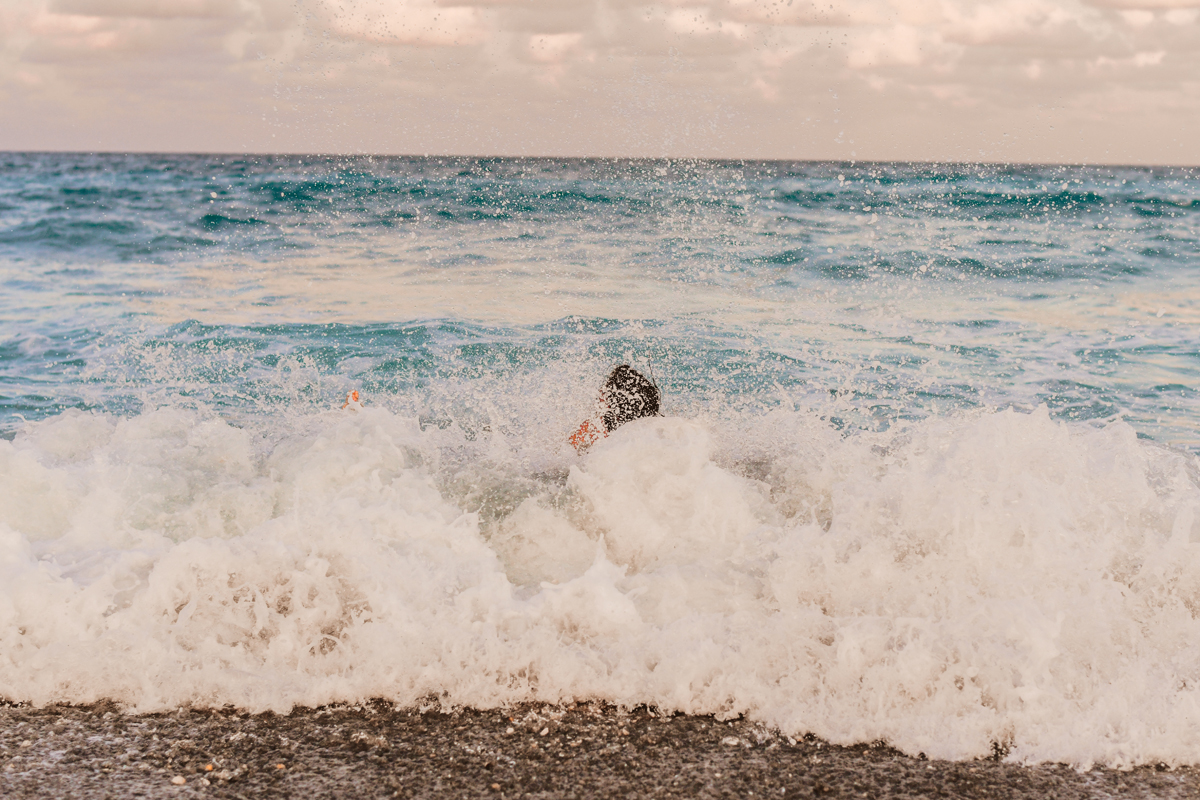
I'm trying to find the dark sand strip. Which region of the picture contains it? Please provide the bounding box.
[2,702,1196,799]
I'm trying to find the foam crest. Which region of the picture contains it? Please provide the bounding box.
[1,405,1199,766]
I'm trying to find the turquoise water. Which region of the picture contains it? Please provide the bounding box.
[3,153,1198,446]
[3,153,1200,765]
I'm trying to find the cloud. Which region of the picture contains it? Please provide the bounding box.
[527,32,584,64]
[1087,0,1200,8]
[0,0,1197,163]
[323,0,485,47]
[725,0,892,28]
[846,23,956,68]
[1120,8,1157,23]
[1090,48,1166,69]
[49,0,243,18]
[1165,7,1200,21]
[939,0,1105,45]
[665,7,750,39]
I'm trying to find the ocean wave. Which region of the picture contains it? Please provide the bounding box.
[199,213,269,229]
[0,218,215,259]
[1,404,1198,767]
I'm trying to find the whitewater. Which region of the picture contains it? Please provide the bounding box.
[1,154,1199,768]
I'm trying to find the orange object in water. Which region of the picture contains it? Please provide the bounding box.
[342,390,361,409]
[568,418,604,452]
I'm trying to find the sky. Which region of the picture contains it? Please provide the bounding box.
[0,0,1197,164]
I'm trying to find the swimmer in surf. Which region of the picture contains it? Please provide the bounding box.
[569,364,661,452]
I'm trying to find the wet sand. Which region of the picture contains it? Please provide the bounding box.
[2,702,1197,799]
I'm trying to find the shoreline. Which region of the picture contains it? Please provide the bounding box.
[3,702,1198,798]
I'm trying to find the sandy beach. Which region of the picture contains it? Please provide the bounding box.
[2,702,1197,799]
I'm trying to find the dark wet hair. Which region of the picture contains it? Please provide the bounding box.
[602,364,660,433]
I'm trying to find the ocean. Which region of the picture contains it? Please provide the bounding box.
[1,152,1198,767]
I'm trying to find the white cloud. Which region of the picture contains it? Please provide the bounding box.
[941,0,1103,44]
[726,0,893,28]
[50,0,242,19]
[1120,9,1156,24]
[322,0,484,46]
[1088,0,1200,8]
[847,24,957,68]
[0,0,1196,163]
[527,32,584,64]
[1164,8,1200,22]
[666,7,750,39]
[1090,48,1165,69]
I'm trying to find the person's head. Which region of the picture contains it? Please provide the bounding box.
[601,364,660,433]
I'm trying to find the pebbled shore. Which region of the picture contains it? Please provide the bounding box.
[2,702,1198,799]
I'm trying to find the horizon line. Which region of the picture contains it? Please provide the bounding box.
[2,149,1197,171]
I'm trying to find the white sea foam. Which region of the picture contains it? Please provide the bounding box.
[2,404,1200,767]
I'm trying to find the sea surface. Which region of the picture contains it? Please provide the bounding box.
[1,153,1199,766]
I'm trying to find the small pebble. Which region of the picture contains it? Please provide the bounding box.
[539,727,549,736]
[276,763,286,769]
[171,775,186,785]
[490,783,501,791]
[505,727,514,734]
[721,736,741,747]
[205,763,214,771]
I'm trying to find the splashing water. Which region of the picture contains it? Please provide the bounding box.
[2,154,1199,766]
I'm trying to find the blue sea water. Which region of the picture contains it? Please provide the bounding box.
[2,153,1197,446]
[1,153,1199,765]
